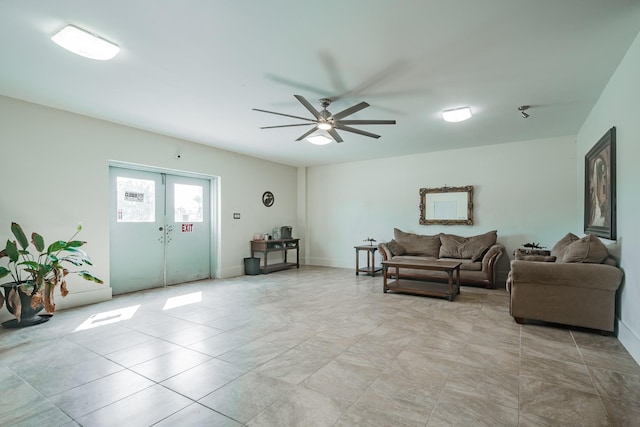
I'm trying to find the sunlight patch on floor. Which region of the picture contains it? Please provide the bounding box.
[162,291,202,310]
[73,304,141,331]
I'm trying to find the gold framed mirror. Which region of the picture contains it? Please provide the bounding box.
[419,185,474,225]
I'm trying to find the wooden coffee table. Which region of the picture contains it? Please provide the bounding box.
[382,259,461,301]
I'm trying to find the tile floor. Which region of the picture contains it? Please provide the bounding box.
[1,266,640,426]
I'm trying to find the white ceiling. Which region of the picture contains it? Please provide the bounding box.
[2,1,640,167]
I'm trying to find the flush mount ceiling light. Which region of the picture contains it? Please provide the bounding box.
[307,134,332,145]
[51,25,119,60]
[442,106,472,123]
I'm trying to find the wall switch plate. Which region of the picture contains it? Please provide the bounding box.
[233,213,241,219]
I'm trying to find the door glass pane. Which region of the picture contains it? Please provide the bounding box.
[116,177,155,222]
[174,184,203,222]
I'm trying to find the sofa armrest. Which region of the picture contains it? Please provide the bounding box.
[378,242,392,261]
[509,260,623,291]
[481,244,504,271]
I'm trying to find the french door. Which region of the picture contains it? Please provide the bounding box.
[109,167,211,294]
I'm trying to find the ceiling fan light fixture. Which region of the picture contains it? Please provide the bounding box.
[51,25,119,60]
[317,122,332,130]
[442,106,472,123]
[307,135,332,145]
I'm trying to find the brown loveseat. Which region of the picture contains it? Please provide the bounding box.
[378,228,505,289]
[507,233,624,333]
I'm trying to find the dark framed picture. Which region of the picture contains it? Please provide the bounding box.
[262,191,274,207]
[584,127,616,240]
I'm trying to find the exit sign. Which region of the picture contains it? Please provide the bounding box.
[181,224,194,232]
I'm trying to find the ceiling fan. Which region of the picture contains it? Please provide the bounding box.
[253,95,396,143]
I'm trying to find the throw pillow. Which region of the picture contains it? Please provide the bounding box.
[562,234,609,264]
[393,228,441,257]
[550,232,580,261]
[439,230,497,261]
[386,239,406,256]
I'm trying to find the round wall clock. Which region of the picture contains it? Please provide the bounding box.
[262,191,274,207]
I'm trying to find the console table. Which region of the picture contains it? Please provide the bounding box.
[250,238,299,274]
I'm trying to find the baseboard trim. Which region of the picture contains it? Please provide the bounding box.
[617,318,640,365]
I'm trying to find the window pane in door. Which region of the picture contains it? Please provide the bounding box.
[174,184,203,222]
[116,177,155,222]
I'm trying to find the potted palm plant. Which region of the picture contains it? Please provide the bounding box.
[0,222,103,328]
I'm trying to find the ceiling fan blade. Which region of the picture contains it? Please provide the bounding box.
[334,124,381,139]
[332,102,369,120]
[265,73,334,98]
[260,123,316,129]
[253,108,316,123]
[328,128,343,143]
[294,95,322,120]
[338,119,396,125]
[295,126,320,141]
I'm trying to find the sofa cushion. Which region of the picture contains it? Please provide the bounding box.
[439,230,497,261]
[550,232,579,260]
[393,228,441,257]
[562,234,609,264]
[438,258,482,271]
[386,239,406,256]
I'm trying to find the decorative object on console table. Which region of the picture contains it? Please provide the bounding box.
[523,242,545,250]
[280,226,292,239]
[584,126,616,240]
[354,244,381,277]
[250,238,299,274]
[272,227,281,240]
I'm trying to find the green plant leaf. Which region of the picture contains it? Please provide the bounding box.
[78,271,104,284]
[19,261,40,270]
[66,240,86,248]
[60,257,82,266]
[31,233,45,252]
[11,223,29,250]
[6,240,19,262]
[0,266,10,279]
[47,240,67,254]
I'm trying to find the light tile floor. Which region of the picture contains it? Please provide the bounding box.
[1,266,640,426]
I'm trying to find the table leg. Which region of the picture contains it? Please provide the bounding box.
[355,248,360,275]
[383,264,388,293]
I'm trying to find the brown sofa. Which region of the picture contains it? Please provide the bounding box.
[378,228,505,289]
[507,233,624,333]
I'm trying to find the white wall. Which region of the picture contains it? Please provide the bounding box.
[577,31,640,363]
[0,96,297,322]
[305,135,578,282]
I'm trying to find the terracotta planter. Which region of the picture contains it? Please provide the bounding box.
[1,283,51,328]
